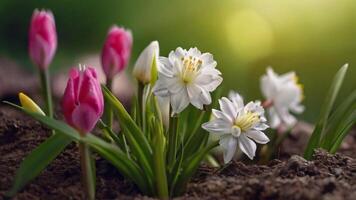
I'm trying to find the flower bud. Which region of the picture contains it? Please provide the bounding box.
[29,9,57,70]
[133,41,159,84]
[19,92,45,116]
[61,65,104,134]
[101,26,132,79]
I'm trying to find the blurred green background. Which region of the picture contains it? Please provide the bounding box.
[0,0,355,122]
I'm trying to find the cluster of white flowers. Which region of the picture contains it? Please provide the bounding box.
[134,43,304,163]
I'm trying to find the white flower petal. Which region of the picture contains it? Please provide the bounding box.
[228,91,244,110]
[153,79,170,97]
[158,57,173,77]
[187,84,204,109]
[199,53,216,68]
[133,41,159,83]
[219,97,237,121]
[197,75,222,92]
[212,109,233,123]
[170,88,190,114]
[187,47,201,57]
[202,119,231,134]
[168,47,185,62]
[238,135,257,160]
[245,130,269,144]
[290,103,305,114]
[268,108,281,128]
[254,123,269,131]
[219,136,237,164]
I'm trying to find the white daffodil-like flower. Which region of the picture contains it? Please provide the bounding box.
[260,67,304,128]
[202,91,269,163]
[153,47,222,114]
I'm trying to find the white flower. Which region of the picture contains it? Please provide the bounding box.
[153,47,222,114]
[260,67,304,128]
[133,41,159,84]
[202,91,269,163]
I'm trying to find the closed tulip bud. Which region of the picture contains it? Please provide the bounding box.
[133,41,159,84]
[19,92,45,116]
[29,9,57,70]
[61,65,104,134]
[101,26,133,79]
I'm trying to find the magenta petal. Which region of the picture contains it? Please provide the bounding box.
[61,77,76,126]
[71,104,99,133]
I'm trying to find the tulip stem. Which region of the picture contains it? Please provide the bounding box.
[105,78,113,129]
[79,142,96,200]
[39,69,53,118]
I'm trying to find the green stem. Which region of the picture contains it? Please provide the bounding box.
[167,114,178,168]
[137,82,144,128]
[79,141,95,200]
[39,69,53,118]
[104,79,113,129]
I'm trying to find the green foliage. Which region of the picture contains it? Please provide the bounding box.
[102,85,219,198]
[304,64,355,159]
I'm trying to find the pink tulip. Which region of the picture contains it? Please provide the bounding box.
[29,9,57,70]
[61,66,104,134]
[101,26,132,79]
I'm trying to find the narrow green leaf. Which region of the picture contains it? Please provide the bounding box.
[321,90,356,149]
[83,134,151,194]
[304,64,348,159]
[328,107,356,153]
[6,133,72,196]
[151,118,168,198]
[102,86,154,188]
[173,141,219,196]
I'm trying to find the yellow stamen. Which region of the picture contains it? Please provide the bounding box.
[181,56,202,84]
[19,92,45,116]
[234,112,260,132]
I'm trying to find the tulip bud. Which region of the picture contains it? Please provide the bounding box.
[19,92,46,116]
[29,9,57,70]
[61,65,104,134]
[133,41,159,84]
[101,26,133,80]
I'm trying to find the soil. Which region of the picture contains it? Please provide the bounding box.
[0,107,355,200]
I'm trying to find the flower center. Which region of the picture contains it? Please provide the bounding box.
[234,112,260,132]
[181,56,202,84]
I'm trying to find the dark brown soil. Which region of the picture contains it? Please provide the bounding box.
[0,107,355,200]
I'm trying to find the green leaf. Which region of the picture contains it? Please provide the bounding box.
[83,134,152,194]
[172,140,219,196]
[329,111,356,153]
[321,90,356,149]
[304,64,348,159]
[151,117,168,198]
[102,86,154,188]
[6,133,72,196]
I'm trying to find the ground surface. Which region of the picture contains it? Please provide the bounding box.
[0,107,355,200]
